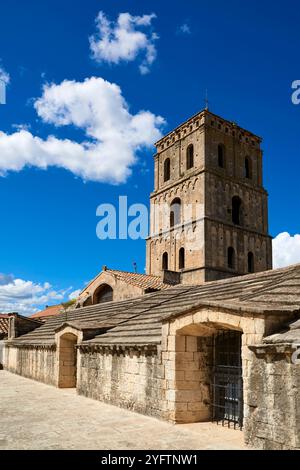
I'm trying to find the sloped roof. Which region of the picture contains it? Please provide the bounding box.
[0,314,9,337]
[30,304,63,320]
[263,318,300,344]
[10,263,300,347]
[81,268,171,295]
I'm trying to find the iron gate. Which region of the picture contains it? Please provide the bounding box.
[212,330,243,429]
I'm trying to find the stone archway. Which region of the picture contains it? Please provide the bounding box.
[172,323,243,425]
[57,332,78,388]
[162,310,254,425]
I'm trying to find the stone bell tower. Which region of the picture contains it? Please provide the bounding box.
[146,108,272,284]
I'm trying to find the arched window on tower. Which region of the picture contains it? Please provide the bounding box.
[245,157,252,179]
[179,247,185,269]
[186,144,194,170]
[93,284,113,305]
[164,158,170,182]
[170,198,181,228]
[248,252,254,273]
[218,144,225,168]
[162,252,168,270]
[232,196,242,225]
[227,247,235,269]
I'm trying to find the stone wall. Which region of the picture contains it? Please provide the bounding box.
[4,344,57,386]
[245,345,300,450]
[163,334,213,423]
[77,345,165,419]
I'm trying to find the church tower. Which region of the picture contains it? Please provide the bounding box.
[146,109,272,284]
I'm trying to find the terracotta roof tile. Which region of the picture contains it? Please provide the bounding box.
[0,314,9,336]
[106,269,171,291]
[30,304,63,320]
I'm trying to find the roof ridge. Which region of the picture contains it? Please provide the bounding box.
[107,269,160,278]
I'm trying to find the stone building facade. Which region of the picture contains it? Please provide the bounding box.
[3,264,300,449]
[146,109,272,284]
[2,109,300,450]
[76,267,172,307]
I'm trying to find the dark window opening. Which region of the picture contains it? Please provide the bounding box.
[245,157,252,179]
[227,247,235,269]
[179,247,185,269]
[186,144,194,170]
[218,144,225,168]
[248,252,254,273]
[232,196,242,225]
[170,198,181,228]
[164,158,170,182]
[162,252,168,270]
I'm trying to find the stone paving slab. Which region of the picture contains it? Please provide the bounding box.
[0,371,246,450]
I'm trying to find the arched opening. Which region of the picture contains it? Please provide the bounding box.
[162,252,168,270]
[245,157,252,179]
[218,144,225,168]
[58,332,77,388]
[248,251,254,273]
[93,284,113,305]
[170,198,181,228]
[232,196,242,225]
[179,247,185,269]
[227,247,235,269]
[164,158,170,182]
[171,321,243,427]
[186,144,194,170]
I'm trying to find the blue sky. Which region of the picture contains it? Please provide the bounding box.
[0,0,300,314]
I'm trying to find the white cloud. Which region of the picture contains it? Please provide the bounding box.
[272,232,300,268]
[0,274,66,316]
[69,289,81,300]
[90,11,158,74]
[0,76,164,183]
[178,23,191,35]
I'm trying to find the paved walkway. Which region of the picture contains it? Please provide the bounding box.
[0,371,246,450]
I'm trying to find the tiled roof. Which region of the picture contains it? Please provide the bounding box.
[30,304,63,320]
[0,314,9,337]
[81,268,172,295]
[106,269,172,290]
[11,264,300,347]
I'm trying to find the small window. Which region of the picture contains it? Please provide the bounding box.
[227,247,235,269]
[179,247,185,269]
[218,144,225,168]
[186,144,194,170]
[162,252,168,270]
[245,157,252,179]
[164,158,170,182]
[170,198,181,228]
[248,252,254,273]
[232,196,242,225]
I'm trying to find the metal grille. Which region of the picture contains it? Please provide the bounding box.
[212,330,243,429]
